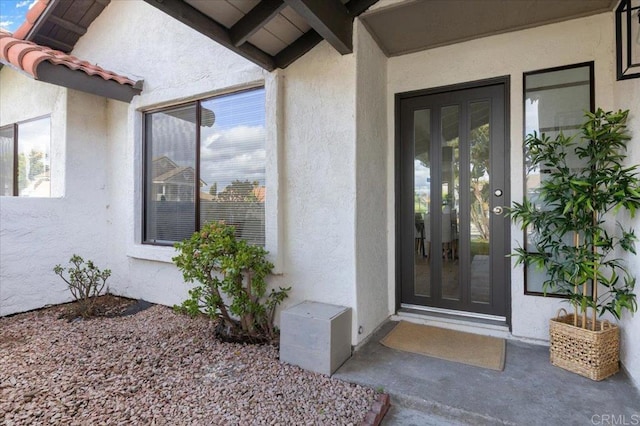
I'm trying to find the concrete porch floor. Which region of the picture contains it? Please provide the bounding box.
[334,321,640,425]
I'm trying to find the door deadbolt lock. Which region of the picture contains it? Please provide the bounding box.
[494,189,503,197]
[492,206,504,215]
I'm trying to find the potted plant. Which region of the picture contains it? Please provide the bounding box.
[509,108,640,380]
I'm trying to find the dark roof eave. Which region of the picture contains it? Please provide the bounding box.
[36,61,142,102]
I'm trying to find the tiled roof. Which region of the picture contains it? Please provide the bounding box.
[12,0,111,54]
[12,0,49,40]
[0,29,138,87]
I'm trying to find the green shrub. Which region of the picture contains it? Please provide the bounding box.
[53,254,111,317]
[173,221,290,342]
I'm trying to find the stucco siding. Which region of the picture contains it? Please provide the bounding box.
[66,0,359,330]
[276,41,357,314]
[103,99,135,301]
[0,71,111,315]
[68,0,267,307]
[615,77,640,389]
[354,20,390,342]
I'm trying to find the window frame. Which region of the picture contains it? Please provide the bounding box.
[141,86,266,247]
[0,114,52,197]
[0,122,18,196]
[521,61,595,297]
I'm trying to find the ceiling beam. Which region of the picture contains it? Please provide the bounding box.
[275,0,378,68]
[35,34,75,52]
[230,1,286,47]
[274,29,323,68]
[284,0,353,54]
[48,15,87,36]
[346,0,380,17]
[142,0,275,71]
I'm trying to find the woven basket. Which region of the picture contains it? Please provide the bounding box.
[549,309,619,381]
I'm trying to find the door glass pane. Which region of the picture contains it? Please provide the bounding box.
[441,105,460,301]
[0,126,14,196]
[414,109,430,297]
[469,101,491,304]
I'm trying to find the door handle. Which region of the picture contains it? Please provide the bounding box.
[492,206,504,215]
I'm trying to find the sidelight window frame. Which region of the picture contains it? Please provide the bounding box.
[522,61,595,296]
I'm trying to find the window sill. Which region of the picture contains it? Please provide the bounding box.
[127,243,177,264]
[127,244,285,281]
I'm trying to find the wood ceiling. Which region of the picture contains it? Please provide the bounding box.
[15,0,377,71]
[143,0,379,70]
[20,0,110,53]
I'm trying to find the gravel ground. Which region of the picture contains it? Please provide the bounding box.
[0,305,376,425]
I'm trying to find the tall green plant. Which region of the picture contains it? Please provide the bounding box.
[510,109,640,329]
[173,221,289,342]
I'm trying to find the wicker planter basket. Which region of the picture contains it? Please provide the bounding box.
[549,310,619,381]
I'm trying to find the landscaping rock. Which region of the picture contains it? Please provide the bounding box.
[0,305,376,425]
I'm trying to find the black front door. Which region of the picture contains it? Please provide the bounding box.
[397,79,510,318]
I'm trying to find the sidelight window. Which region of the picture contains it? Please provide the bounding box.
[522,62,594,295]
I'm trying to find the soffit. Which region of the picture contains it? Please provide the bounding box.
[184,0,312,56]
[360,0,618,57]
[8,0,378,72]
[14,0,110,53]
[144,0,380,70]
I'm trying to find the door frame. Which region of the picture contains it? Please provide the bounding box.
[394,76,511,326]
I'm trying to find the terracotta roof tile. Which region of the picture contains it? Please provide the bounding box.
[13,0,50,40]
[0,29,140,89]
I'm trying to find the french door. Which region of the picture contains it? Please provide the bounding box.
[397,79,510,318]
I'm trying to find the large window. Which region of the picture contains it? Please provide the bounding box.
[0,116,52,197]
[522,62,594,295]
[143,87,266,246]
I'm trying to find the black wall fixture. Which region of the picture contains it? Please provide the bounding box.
[616,0,640,80]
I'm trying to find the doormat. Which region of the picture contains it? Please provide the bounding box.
[380,321,506,371]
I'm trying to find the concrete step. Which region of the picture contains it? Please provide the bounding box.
[382,392,516,426]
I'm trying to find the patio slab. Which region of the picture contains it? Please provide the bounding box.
[334,321,640,425]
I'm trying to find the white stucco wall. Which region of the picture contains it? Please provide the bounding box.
[0,70,112,315]
[276,42,357,316]
[68,1,359,334]
[69,0,268,307]
[614,77,640,389]
[386,12,618,342]
[354,20,390,342]
[1,0,361,340]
